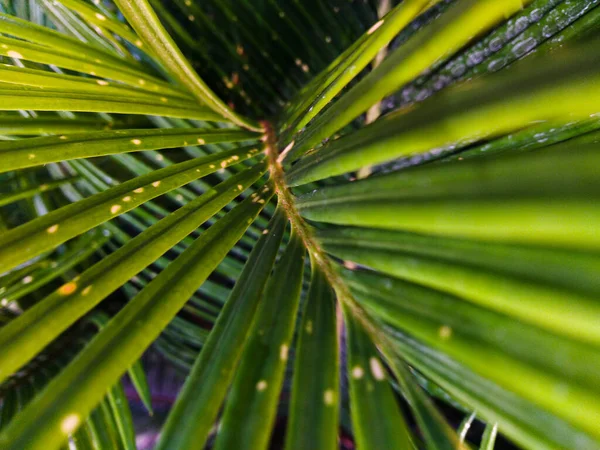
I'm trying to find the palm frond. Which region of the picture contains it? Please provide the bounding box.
[0,0,599,449]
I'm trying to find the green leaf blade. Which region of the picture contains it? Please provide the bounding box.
[344,310,413,450]
[0,145,260,273]
[286,40,600,185]
[284,262,339,450]
[155,207,287,450]
[285,0,535,162]
[214,232,306,450]
[345,269,600,440]
[0,163,266,384]
[0,128,257,172]
[0,186,272,450]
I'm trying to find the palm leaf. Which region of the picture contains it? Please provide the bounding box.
[1,1,599,449]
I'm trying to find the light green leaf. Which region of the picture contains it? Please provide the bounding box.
[0,127,257,172]
[0,231,104,307]
[56,0,146,54]
[316,226,600,297]
[458,412,476,443]
[285,0,534,162]
[285,260,339,450]
[0,87,220,121]
[0,12,145,72]
[0,145,260,273]
[0,186,272,450]
[106,383,136,450]
[296,143,600,250]
[0,64,195,107]
[0,163,266,384]
[387,330,598,449]
[345,269,600,440]
[0,35,188,99]
[0,116,119,135]
[126,362,153,417]
[155,207,287,450]
[480,423,498,450]
[90,401,119,449]
[86,312,153,416]
[0,177,77,207]
[213,231,305,450]
[318,226,600,345]
[344,309,413,450]
[70,423,95,450]
[113,0,261,131]
[286,40,600,184]
[279,0,435,141]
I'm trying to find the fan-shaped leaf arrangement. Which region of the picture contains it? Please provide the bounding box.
[1,0,599,449]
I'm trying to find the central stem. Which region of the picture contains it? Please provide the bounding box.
[262,122,401,376]
[261,121,357,313]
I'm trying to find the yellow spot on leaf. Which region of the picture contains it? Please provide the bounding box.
[110,204,122,214]
[323,390,335,405]
[280,344,289,361]
[351,366,364,379]
[61,414,80,434]
[439,325,452,340]
[305,320,313,335]
[369,357,385,381]
[256,380,267,391]
[47,224,59,234]
[59,282,77,296]
[131,139,142,145]
[367,19,384,35]
[7,50,23,59]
